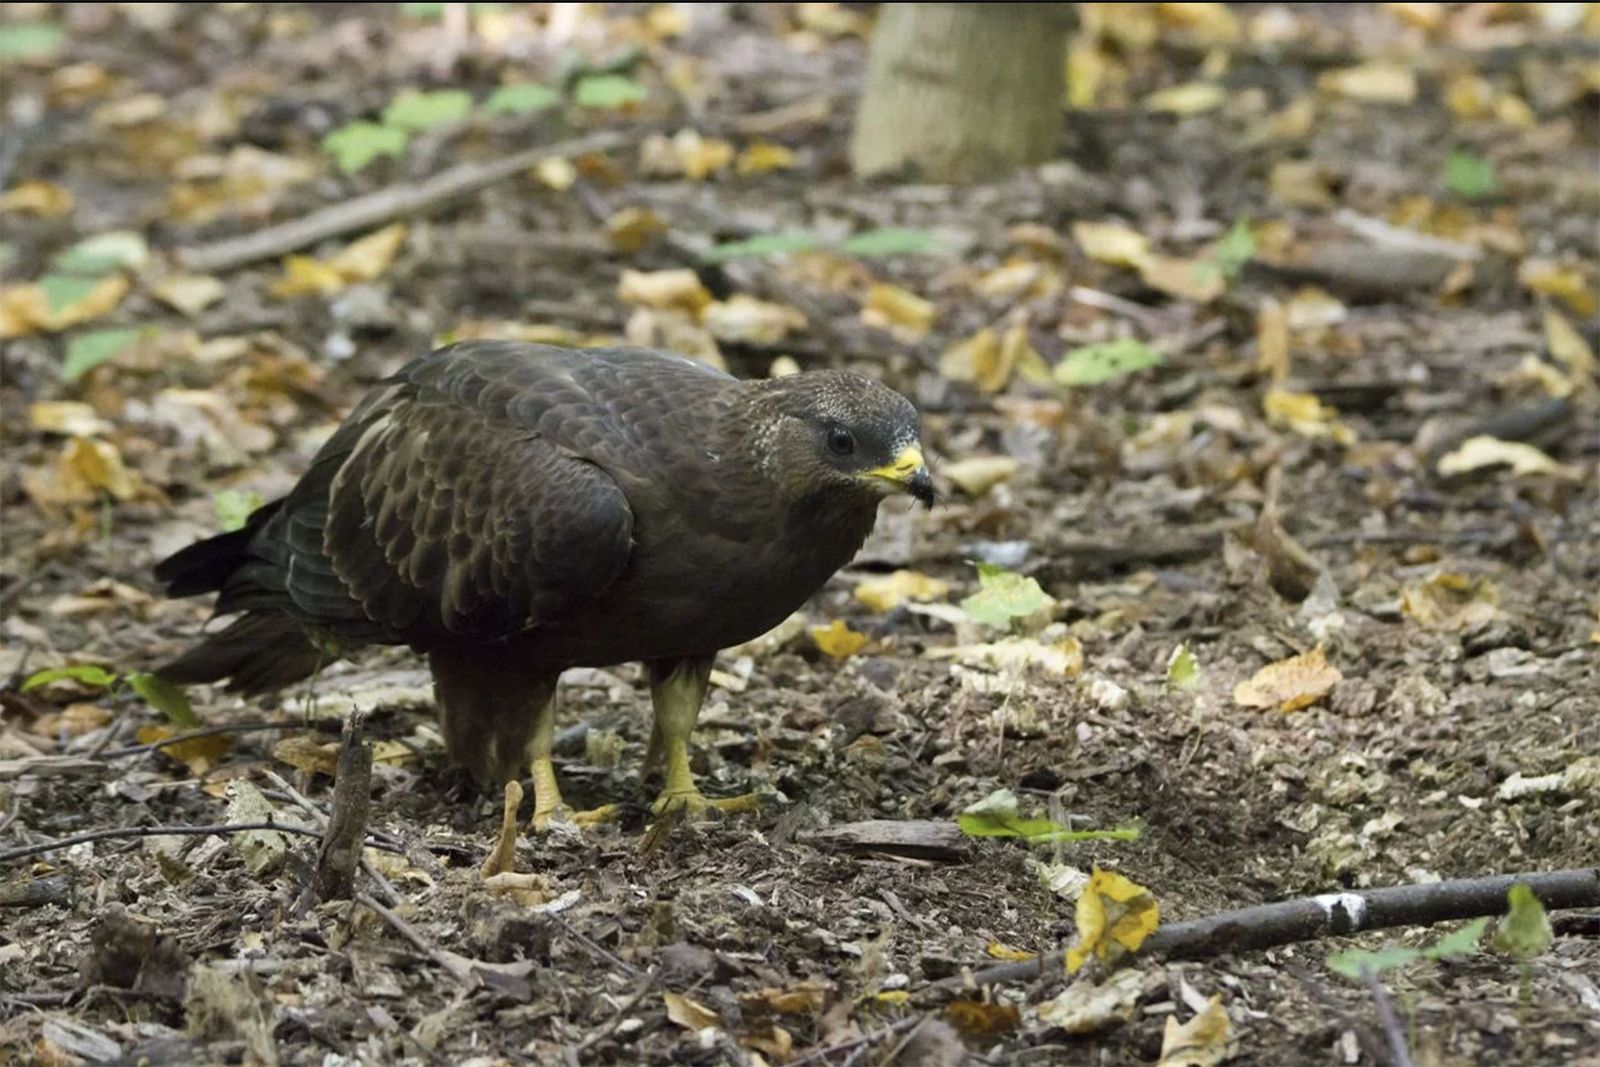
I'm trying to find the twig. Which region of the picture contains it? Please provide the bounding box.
[99,720,326,760]
[952,867,1600,988]
[1333,209,1481,262]
[355,891,478,986]
[314,712,372,902]
[564,976,658,1065]
[1360,965,1415,1067]
[786,1014,928,1067]
[549,913,646,979]
[0,820,329,865]
[178,129,636,273]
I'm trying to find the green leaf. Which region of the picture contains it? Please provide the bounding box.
[64,327,142,382]
[1166,644,1201,691]
[212,488,264,532]
[1326,945,1422,980]
[840,227,944,258]
[22,665,118,692]
[1054,337,1165,387]
[1213,218,1255,280]
[52,231,149,275]
[702,231,825,263]
[958,789,1140,844]
[323,122,409,173]
[1444,150,1496,200]
[382,89,474,132]
[126,672,200,729]
[1493,884,1552,962]
[1426,916,1490,960]
[38,274,104,314]
[573,73,647,109]
[400,1,507,16]
[960,563,1049,628]
[0,20,66,60]
[484,82,561,116]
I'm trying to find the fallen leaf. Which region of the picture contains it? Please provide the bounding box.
[959,789,1137,845]
[605,206,666,253]
[482,871,555,907]
[1140,254,1225,303]
[663,991,720,1031]
[64,437,138,500]
[641,129,734,180]
[860,283,935,341]
[1437,436,1581,480]
[986,941,1036,961]
[272,735,340,777]
[64,327,145,381]
[574,73,647,109]
[1073,220,1151,268]
[1157,995,1231,1067]
[1037,967,1145,1034]
[323,121,408,173]
[703,295,807,343]
[22,664,119,692]
[0,180,74,217]
[739,981,832,1016]
[736,140,796,175]
[810,619,867,659]
[484,82,560,116]
[1256,299,1290,381]
[1167,644,1201,690]
[152,274,226,317]
[1318,62,1416,103]
[941,455,1021,496]
[139,725,230,777]
[854,570,950,613]
[54,231,148,274]
[1232,646,1342,712]
[740,1024,793,1060]
[960,563,1049,627]
[940,328,1005,392]
[1055,338,1165,387]
[618,268,712,313]
[1519,259,1596,317]
[1144,81,1227,114]
[29,401,112,436]
[1268,160,1337,209]
[1400,573,1501,630]
[272,224,408,297]
[1493,884,1552,963]
[1542,307,1596,379]
[225,780,287,876]
[1065,868,1161,973]
[382,88,472,132]
[0,274,129,337]
[1263,389,1356,446]
[92,91,167,128]
[944,1000,1020,1040]
[929,636,1084,678]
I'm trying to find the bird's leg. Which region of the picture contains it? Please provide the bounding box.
[646,656,760,817]
[527,685,572,831]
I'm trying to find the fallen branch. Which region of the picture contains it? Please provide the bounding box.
[356,891,478,986]
[0,818,405,865]
[954,867,1600,988]
[178,129,636,273]
[314,713,372,902]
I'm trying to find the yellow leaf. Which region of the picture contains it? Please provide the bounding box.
[973,261,1049,300]
[1269,159,1336,208]
[854,570,950,613]
[1002,323,1053,386]
[1263,388,1356,446]
[272,735,340,777]
[1519,259,1596,317]
[640,129,734,181]
[270,256,347,298]
[64,437,138,500]
[736,141,796,175]
[1401,572,1503,631]
[1543,307,1596,378]
[1072,220,1151,269]
[152,274,226,317]
[327,223,408,282]
[0,180,75,218]
[663,991,720,1031]
[1139,254,1225,303]
[1256,298,1289,381]
[1157,2,1240,44]
[1144,81,1227,115]
[605,206,666,253]
[533,156,577,190]
[860,283,935,341]
[0,274,130,337]
[1157,995,1232,1067]
[1232,646,1342,712]
[92,91,167,128]
[1437,436,1582,480]
[810,619,867,659]
[739,981,832,1016]
[618,268,712,313]
[986,941,1037,962]
[703,295,807,344]
[29,401,112,437]
[872,990,911,1006]
[944,1000,1021,1040]
[941,455,1020,496]
[137,725,231,777]
[1284,286,1346,331]
[1317,62,1416,104]
[1064,867,1160,973]
[940,328,1008,391]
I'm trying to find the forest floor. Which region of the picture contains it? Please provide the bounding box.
[2,4,1598,1066]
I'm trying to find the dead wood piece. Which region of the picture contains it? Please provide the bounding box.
[797,820,970,862]
[1254,241,1459,299]
[314,712,372,901]
[178,129,635,273]
[952,867,1600,989]
[1044,521,1245,575]
[356,891,479,986]
[0,874,72,908]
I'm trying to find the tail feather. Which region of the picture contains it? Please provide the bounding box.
[154,499,285,598]
[156,613,324,695]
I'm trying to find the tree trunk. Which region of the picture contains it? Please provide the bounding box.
[850,3,1071,183]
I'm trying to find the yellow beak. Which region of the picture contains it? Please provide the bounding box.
[864,445,935,506]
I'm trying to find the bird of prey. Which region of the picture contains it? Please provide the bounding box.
[154,341,932,827]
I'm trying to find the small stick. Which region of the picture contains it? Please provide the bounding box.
[356,891,478,986]
[786,1014,928,1067]
[178,129,636,273]
[1361,965,1415,1067]
[260,766,399,906]
[314,712,372,902]
[549,913,646,979]
[0,821,325,865]
[98,721,327,760]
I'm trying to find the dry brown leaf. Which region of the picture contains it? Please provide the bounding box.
[1158,995,1232,1067]
[152,274,227,317]
[1232,646,1342,712]
[0,180,75,218]
[28,401,113,437]
[271,225,407,298]
[1072,220,1151,269]
[944,1000,1021,1040]
[0,274,130,337]
[1400,573,1501,631]
[1037,967,1145,1034]
[605,206,666,253]
[1543,307,1596,379]
[271,735,340,777]
[941,455,1020,496]
[1140,254,1225,304]
[138,725,231,776]
[663,991,720,1032]
[1318,62,1416,103]
[1268,160,1336,209]
[1256,298,1290,381]
[703,295,807,344]
[738,981,832,1016]
[618,269,713,314]
[940,328,1010,392]
[854,570,950,613]
[740,1024,793,1060]
[1519,259,1596,317]
[928,636,1083,678]
[860,283,935,341]
[47,578,151,618]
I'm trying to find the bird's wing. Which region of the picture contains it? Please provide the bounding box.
[321,347,635,638]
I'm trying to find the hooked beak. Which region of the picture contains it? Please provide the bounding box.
[864,445,935,508]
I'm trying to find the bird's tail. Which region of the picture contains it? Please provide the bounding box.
[155,612,325,695]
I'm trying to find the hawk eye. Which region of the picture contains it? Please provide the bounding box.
[826,426,856,456]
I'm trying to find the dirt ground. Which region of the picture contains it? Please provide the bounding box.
[2,4,1598,1066]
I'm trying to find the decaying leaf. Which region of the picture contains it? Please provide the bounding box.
[853,570,949,613]
[1232,646,1342,712]
[1065,868,1161,973]
[929,635,1084,678]
[1543,307,1596,380]
[152,274,227,317]
[0,180,75,217]
[1518,258,1596,317]
[860,283,935,341]
[1400,572,1501,630]
[1437,436,1581,480]
[272,735,340,777]
[271,224,408,298]
[1157,995,1232,1067]
[1037,967,1146,1034]
[1255,299,1290,381]
[1263,389,1356,446]
[702,295,806,344]
[941,455,1021,496]
[0,273,129,337]
[735,140,795,175]
[618,268,713,313]
[138,724,230,776]
[1073,220,1150,268]
[663,991,721,1031]
[28,401,112,436]
[1140,255,1225,304]
[944,1000,1020,1040]
[640,129,735,180]
[1317,62,1417,103]
[810,619,867,659]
